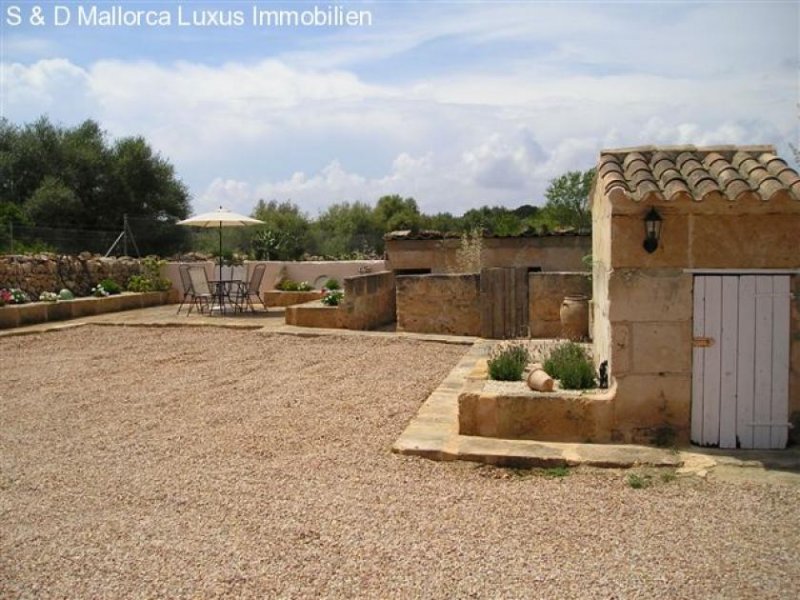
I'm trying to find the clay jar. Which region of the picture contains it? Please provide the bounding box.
[559,294,589,340]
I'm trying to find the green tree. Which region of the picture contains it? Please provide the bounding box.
[421,211,459,233]
[249,199,311,260]
[541,168,596,231]
[311,201,382,258]
[461,205,525,236]
[0,116,190,254]
[373,194,422,233]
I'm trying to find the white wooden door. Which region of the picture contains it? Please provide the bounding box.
[691,275,791,449]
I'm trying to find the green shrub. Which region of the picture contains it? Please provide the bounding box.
[126,275,152,293]
[57,288,74,301]
[487,342,530,381]
[127,256,171,292]
[276,279,300,291]
[98,278,121,295]
[324,278,341,291]
[543,342,596,390]
[296,281,314,292]
[321,289,344,306]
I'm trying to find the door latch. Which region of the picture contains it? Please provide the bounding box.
[693,337,714,348]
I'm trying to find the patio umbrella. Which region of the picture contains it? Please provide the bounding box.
[177,207,264,282]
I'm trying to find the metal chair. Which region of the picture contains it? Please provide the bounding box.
[186,266,216,314]
[234,263,268,313]
[176,264,195,314]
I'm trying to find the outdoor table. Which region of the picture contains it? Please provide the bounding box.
[209,279,244,315]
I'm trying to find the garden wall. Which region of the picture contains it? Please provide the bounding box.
[164,260,388,296]
[342,271,396,330]
[396,274,480,336]
[0,254,142,298]
[529,272,592,338]
[385,234,590,274]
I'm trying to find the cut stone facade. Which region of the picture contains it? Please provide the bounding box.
[593,145,800,445]
[385,233,590,274]
[528,272,592,338]
[396,274,480,336]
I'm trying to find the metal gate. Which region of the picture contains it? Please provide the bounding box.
[691,275,791,449]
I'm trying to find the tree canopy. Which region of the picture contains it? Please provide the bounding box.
[540,168,595,232]
[0,116,190,253]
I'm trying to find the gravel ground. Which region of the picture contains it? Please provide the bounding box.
[1,326,799,599]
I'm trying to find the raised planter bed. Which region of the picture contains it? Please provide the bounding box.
[0,291,175,330]
[284,300,346,329]
[262,290,324,307]
[458,358,616,444]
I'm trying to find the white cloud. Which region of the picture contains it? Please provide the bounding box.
[2,1,796,216]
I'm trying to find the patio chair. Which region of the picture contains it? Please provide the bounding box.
[233,263,268,313]
[176,264,195,314]
[186,266,216,314]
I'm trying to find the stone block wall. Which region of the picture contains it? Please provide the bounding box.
[385,234,591,274]
[342,271,396,330]
[396,274,480,336]
[592,189,800,445]
[0,254,142,298]
[529,272,591,338]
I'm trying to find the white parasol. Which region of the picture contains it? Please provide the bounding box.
[178,207,264,281]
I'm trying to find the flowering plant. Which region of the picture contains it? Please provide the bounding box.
[39,291,59,302]
[321,289,344,306]
[0,289,12,307]
[9,288,28,304]
[91,284,110,297]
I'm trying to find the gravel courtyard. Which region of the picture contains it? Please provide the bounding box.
[1,326,799,599]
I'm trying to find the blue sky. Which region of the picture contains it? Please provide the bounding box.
[2,0,798,216]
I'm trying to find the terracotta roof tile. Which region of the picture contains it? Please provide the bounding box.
[598,145,800,203]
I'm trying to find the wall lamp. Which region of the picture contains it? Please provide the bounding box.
[643,207,662,254]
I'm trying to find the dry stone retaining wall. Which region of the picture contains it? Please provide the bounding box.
[0,254,142,298]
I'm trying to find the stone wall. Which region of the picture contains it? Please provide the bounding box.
[396,274,480,336]
[0,253,142,298]
[342,271,396,330]
[593,190,800,445]
[163,260,388,297]
[284,301,346,329]
[529,272,592,338]
[385,234,590,274]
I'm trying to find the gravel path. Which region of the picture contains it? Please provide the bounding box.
[1,326,799,599]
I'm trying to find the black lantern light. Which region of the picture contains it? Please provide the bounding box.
[642,207,662,253]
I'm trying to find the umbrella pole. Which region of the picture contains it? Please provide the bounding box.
[218,222,223,282]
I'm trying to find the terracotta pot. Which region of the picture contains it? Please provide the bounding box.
[560,294,589,340]
[527,368,554,392]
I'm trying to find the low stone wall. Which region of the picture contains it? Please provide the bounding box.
[529,272,591,338]
[396,274,480,336]
[0,254,142,298]
[457,361,615,443]
[0,291,174,330]
[342,271,395,330]
[284,301,346,329]
[262,290,324,307]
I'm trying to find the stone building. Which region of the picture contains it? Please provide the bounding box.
[384,230,590,274]
[592,145,800,447]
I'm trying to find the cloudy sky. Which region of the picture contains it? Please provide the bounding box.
[2,0,797,217]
